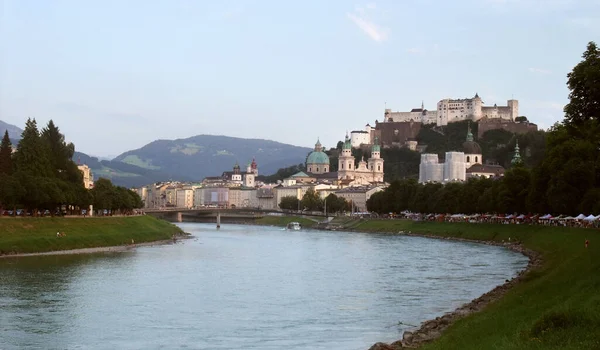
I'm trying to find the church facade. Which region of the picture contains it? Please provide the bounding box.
[304,135,385,185]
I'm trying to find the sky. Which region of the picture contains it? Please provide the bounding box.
[1,0,599,158]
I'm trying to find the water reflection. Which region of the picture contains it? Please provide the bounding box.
[0,224,528,350]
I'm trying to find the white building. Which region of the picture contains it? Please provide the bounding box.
[176,188,194,209]
[350,124,372,148]
[384,94,519,126]
[419,154,444,183]
[418,152,466,183]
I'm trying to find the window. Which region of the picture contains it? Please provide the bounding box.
[467,156,470,162]
[475,156,478,162]
[378,166,381,171]
[342,164,344,169]
[309,167,312,172]
[317,167,319,172]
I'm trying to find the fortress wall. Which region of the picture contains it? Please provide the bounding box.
[375,121,422,148]
[478,120,538,138]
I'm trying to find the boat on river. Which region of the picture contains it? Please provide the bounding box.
[286,222,302,231]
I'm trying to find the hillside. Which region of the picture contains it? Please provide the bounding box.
[72,151,192,188]
[0,120,23,142]
[112,135,312,184]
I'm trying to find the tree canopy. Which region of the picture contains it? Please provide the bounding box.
[0,119,142,215]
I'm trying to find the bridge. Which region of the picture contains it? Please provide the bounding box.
[143,207,329,224]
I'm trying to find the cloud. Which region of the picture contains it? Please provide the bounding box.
[528,67,552,75]
[347,4,389,42]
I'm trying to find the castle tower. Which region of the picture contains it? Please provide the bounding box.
[472,92,483,121]
[246,161,252,174]
[367,136,385,182]
[251,158,258,175]
[338,133,355,180]
[507,99,519,121]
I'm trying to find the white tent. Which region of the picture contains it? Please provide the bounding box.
[584,214,597,221]
[575,214,586,220]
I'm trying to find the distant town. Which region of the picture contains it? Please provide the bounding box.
[112,93,533,213]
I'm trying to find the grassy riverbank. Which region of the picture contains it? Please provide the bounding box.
[0,216,185,256]
[354,220,600,349]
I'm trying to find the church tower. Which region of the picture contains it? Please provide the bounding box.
[367,136,385,182]
[338,133,355,180]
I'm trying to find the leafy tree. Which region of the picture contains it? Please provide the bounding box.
[0,174,24,211]
[564,41,600,128]
[91,178,115,211]
[301,188,322,211]
[0,130,12,175]
[279,196,300,210]
[324,193,350,214]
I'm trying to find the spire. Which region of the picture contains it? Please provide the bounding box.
[511,140,523,166]
[372,136,381,153]
[315,138,323,152]
[421,100,424,110]
[474,92,480,99]
[466,121,474,142]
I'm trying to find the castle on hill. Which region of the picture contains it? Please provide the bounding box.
[384,93,518,126]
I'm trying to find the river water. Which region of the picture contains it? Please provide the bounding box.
[0,223,528,350]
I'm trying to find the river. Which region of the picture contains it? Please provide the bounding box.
[0,223,528,350]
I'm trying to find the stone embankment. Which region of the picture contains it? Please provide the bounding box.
[367,232,542,349]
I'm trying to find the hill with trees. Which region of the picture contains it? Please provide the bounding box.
[368,41,600,216]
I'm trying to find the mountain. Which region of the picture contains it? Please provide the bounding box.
[112,135,312,184]
[73,151,193,188]
[0,120,23,141]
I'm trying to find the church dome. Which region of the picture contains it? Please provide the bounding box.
[463,140,482,154]
[306,139,330,165]
[463,122,481,154]
[307,151,330,165]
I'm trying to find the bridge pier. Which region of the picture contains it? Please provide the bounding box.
[177,212,182,223]
[216,212,221,229]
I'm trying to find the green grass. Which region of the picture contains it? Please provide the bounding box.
[354,219,600,350]
[255,215,320,228]
[0,216,185,255]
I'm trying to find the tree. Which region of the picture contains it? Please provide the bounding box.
[41,120,80,183]
[91,178,115,211]
[0,130,12,175]
[279,196,299,210]
[0,174,24,211]
[564,41,600,127]
[301,188,322,211]
[324,193,350,214]
[13,118,53,178]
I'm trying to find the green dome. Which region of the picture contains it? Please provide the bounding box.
[306,151,330,165]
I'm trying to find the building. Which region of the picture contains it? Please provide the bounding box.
[335,185,385,212]
[466,164,505,179]
[77,164,94,189]
[221,159,258,187]
[228,187,257,208]
[419,125,508,183]
[306,139,330,174]
[350,124,372,148]
[176,187,194,209]
[463,122,482,169]
[338,134,384,184]
[384,94,519,126]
